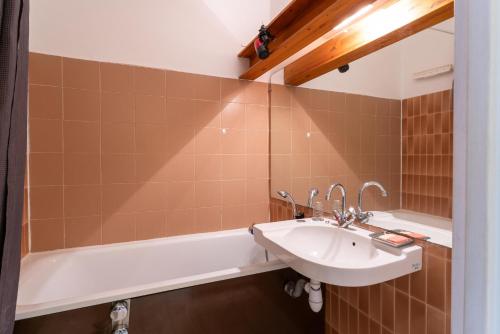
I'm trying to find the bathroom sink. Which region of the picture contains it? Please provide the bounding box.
[253,219,422,286]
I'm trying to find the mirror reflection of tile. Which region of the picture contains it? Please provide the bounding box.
[270,85,453,219]
[270,85,401,214]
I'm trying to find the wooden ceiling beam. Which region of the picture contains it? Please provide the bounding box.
[284,0,454,86]
[238,0,377,80]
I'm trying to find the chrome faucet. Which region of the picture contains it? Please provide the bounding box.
[356,181,388,223]
[307,188,319,208]
[325,183,355,228]
[277,190,303,219]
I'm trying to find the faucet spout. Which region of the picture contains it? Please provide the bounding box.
[325,183,354,228]
[357,181,388,223]
[277,190,301,219]
[307,188,319,208]
[325,183,346,215]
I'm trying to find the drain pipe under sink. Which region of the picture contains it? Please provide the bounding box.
[284,278,323,312]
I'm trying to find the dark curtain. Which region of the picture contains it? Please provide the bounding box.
[0,0,29,332]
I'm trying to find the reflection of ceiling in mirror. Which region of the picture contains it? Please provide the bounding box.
[432,18,454,34]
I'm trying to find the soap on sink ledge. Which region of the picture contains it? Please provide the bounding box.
[370,232,414,247]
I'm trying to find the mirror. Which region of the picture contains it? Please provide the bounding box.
[269,87,401,213]
[269,19,454,247]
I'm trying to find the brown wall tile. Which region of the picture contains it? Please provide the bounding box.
[63,121,100,153]
[64,153,100,185]
[101,123,135,153]
[193,74,221,101]
[165,70,197,99]
[370,284,381,322]
[427,254,446,311]
[29,119,63,153]
[63,88,100,121]
[102,213,136,244]
[410,255,427,302]
[221,78,247,103]
[339,299,349,334]
[395,290,410,334]
[29,153,63,186]
[427,305,446,334]
[65,216,101,248]
[136,211,165,240]
[381,283,394,331]
[135,94,166,123]
[134,67,165,96]
[30,219,64,251]
[101,154,135,184]
[100,62,133,93]
[102,183,138,215]
[166,209,196,236]
[62,57,99,90]
[29,85,62,119]
[348,305,358,334]
[402,90,453,218]
[30,186,63,219]
[26,53,270,252]
[29,53,62,86]
[101,92,134,123]
[64,185,101,217]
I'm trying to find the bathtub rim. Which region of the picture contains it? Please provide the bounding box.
[16,228,286,320]
[20,227,265,260]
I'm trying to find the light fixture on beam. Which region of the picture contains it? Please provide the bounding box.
[360,0,414,41]
[333,4,374,31]
[284,0,454,86]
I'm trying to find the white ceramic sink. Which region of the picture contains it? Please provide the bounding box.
[253,219,422,286]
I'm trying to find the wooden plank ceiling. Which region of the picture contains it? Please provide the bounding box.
[238,0,377,80]
[284,0,454,86]
[238,0,454,86]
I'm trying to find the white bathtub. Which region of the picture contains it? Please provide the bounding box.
[16,228,285,320]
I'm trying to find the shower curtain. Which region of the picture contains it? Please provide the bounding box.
[0,0,29,332]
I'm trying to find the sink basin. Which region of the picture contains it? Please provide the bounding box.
[253,219,422,286]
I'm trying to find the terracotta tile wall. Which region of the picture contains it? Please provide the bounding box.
[270,198,452,334]
[27,52,270,252]
[402,90,453,218]
[270,85,401,212]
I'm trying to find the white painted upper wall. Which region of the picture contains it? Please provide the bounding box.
[29,0,269,79]
[29,0,454,99]
[400,19,455,99]
[300,43,403,99]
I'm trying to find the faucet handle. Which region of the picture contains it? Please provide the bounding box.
[336,207,356,228]
[347,206,356,217]
[346,207,357,226]
[332,209,342,223]
[345,215,356,228]
[356,208,373,224]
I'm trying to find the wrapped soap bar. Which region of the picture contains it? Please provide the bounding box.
[370,232,414,248]
[392,229,430,240]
